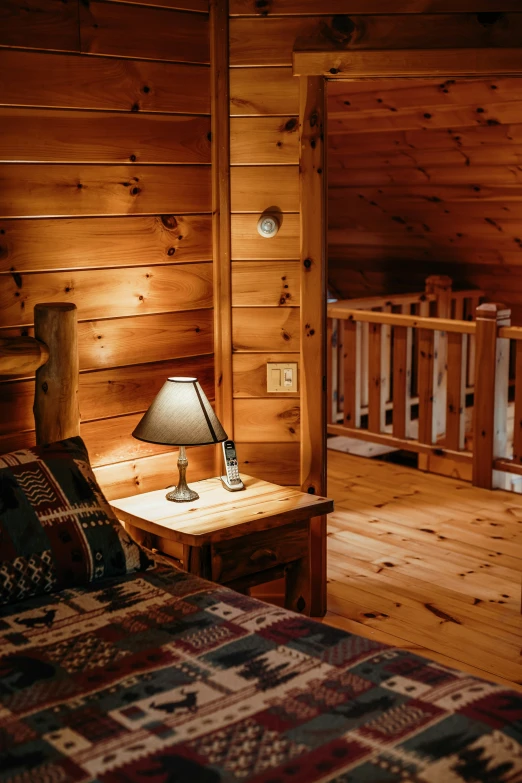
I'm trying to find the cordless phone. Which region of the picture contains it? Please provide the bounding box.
[221,440,245,492]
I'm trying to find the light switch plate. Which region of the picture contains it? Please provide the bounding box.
[267,362,298,393]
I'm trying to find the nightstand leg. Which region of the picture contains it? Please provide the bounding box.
[183,544,212,580]
[284,556,311,616]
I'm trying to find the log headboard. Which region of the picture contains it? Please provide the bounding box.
[0,303,80,447]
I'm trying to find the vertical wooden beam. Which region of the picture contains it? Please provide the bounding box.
[343,319,361,429]
[34,303,79,445]
[445,331,467,451]
[514,342,522,463]
[472,303,511,490]
[299,75,327,617]
[393,325,410,440]
[368,322,385,433]
[211,0,233,458]
[418,329,436,445]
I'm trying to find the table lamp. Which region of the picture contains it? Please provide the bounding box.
[132,377,227,502]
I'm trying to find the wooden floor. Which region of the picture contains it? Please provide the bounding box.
[323,450,522,692]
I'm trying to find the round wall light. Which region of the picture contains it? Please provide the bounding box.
[257,213,280,238]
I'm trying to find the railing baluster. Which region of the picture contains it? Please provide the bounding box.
[382,304,392,404]
[445,331,467,451]
[466,297,477,390]
[337,317,344,422]
[343,320,361,429]
[513,341,522,463]
[360,322,369,410]
[418,328,436,445]
[400,304,414,437]
[392,325,410,440]
[327,317,334,425]
[368,322,385,433]
[426,275,451,439]
[453,295,464,321]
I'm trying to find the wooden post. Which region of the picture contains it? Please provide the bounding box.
[472,302,511,490]
[299,75,327,617]
[34,303,80,445]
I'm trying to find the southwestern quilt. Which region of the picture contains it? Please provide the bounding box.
[1,562,522,783]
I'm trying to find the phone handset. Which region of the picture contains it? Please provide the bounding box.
[221,440,245,492]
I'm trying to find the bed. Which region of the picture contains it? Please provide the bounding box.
[2,303,522,783]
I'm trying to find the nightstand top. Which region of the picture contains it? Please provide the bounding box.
[110,474,333,546]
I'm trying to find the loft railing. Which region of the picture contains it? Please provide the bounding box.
[326,277,522,492]
[327,276,483,441]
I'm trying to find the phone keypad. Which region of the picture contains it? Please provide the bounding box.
[227,459,240,482]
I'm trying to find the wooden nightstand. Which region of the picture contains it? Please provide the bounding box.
[110,474,333,616]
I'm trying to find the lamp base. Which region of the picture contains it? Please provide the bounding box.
[166,486,199,502]
[165,445,200,503]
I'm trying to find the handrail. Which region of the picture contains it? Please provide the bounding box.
[499,325,522,341]
[328,287,484,318]
[328,308,477,335]
[331,291,436,311]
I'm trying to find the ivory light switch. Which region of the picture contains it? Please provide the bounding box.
[267,362,298,393]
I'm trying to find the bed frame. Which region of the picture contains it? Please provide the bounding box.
[0,303,80,447]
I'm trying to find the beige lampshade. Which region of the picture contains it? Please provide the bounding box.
[132,377,227,446]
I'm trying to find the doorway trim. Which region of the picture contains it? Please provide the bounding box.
[295,46,522,617]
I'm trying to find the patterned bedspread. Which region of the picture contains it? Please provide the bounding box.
[1,563,522,782]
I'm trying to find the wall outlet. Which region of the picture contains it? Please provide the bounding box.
[266,362,298,393]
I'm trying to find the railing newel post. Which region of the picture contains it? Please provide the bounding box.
[472,302,511,490]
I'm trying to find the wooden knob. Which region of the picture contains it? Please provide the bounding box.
[249,548,277,564]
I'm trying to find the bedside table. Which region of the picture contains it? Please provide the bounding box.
[110,474,333,616]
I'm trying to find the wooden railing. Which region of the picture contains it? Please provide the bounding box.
[327,282,522,492]
[327,276,483,437]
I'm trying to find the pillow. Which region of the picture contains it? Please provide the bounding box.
[0,436,150,606]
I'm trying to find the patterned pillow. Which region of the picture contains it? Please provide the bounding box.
[0,436,151,606]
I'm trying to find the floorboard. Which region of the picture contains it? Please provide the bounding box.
[322,450,522,692]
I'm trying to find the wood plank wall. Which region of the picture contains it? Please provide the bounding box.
[229,3,302,485]
[0,0,214,499]
[328,77,522,322]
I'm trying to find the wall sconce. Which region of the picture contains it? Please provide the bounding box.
[257,213,280,238]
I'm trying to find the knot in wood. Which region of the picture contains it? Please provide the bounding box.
[476,12,504,26]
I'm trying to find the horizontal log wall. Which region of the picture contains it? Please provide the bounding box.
[0,0,213,496]
[229,5,301,485]
[328,75,522,321]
